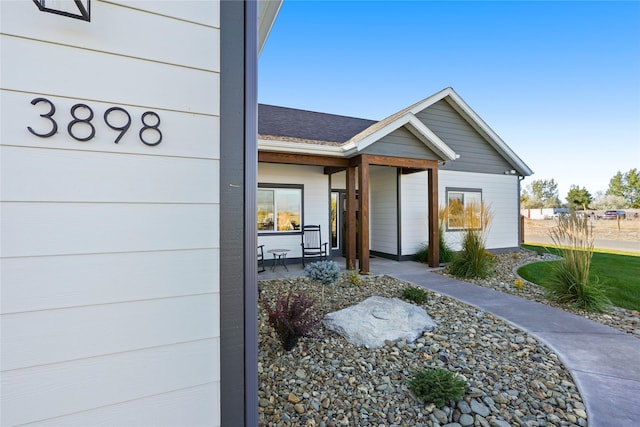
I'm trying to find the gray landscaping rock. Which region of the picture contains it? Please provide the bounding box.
[323,296,437,348]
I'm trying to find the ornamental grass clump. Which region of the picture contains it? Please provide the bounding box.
[263,291,318,351]
[409,368,467,408]
[448,201,495,279]
[413,206,455,264]
[546,213,611,312]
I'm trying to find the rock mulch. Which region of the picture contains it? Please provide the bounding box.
[438,249,640,339]
[259,272,588,427]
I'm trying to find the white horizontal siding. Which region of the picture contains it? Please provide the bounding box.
[1,249,219,314]
[258,163,329,258]
[1,146,219,203]
[370,166,397,255]
[1,1,219,71]
[2,203,218,257]
[1,339,219,426]
[24,383,219,427]
[2,37,219,115]
[401,172,429,255]
[1,1,222,425]
[440,170,519,250]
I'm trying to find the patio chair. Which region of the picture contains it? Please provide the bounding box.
[300,225,328,267]
[257,245,266,273]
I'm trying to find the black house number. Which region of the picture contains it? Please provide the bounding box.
[27,98,163,146]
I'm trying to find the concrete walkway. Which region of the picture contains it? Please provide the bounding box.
[259,257,640,427]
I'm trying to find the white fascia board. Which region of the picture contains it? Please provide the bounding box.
[258,139,345,157]
[258,1,283,56]
[354,113,457,161]
[409,87,534,176]
[405,116,457,161]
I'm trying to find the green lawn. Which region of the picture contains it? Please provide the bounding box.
[519,244,640,311]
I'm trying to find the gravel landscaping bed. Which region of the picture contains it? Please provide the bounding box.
[437,249,640,339]
[258,268,589,426]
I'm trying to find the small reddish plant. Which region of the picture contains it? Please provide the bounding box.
[263,291,318,351]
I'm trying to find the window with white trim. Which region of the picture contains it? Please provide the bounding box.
[446,188,482,230]
[257,185,303,232]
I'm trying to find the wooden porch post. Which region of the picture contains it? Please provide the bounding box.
[427,166,439,267]
[358,156,370,273]
[346,166,357,270]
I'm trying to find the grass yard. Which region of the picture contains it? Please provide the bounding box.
[519,244,640,311]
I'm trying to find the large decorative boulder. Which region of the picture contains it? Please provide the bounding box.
[323,296,437,348]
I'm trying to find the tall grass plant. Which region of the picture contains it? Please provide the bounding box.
[545,214,611,312]
[448,201,495,279]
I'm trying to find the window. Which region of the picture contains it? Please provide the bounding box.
[446,188,482,230]
[257,185,302,232]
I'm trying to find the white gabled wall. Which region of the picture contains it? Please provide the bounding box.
[258,163,330,258]
[1,2,221,425]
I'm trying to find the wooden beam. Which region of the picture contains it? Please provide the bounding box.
[427,167,439,267]
[259,151,349,167]
[358,157,370,274]
[346,166,357,270]
[357,154,439,170]
[324,166,348,175]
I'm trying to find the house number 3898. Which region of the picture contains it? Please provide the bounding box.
[27,98,163,146]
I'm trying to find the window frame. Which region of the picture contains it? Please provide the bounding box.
[257,183,304,235]
[445,187,483,231]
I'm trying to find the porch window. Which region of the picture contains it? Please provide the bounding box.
[446,188,482,230]
[257,184,303,232]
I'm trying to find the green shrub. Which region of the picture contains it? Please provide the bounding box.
[546,213,611,312]
[412,229,454,264]
[304,260,340,285]
[402,286,430,304]
[263,291,318,351]
[409,368,467,407]
[345,270,362,286]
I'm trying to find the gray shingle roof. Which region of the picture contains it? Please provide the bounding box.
[258,104,376,143]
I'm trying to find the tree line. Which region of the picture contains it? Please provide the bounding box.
[521,168,640,210]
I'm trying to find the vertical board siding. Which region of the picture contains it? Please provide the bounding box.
[401,172,429,255]
[1,0,221,425]
[417,100,513,174]
[370,166,398,255]
[257,163,329,258]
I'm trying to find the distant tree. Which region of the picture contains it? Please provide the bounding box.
[566,185,592,211]
[592,192,627,210]
[520,188,541,209]
[526,179,561,208]
[606,168,640,208]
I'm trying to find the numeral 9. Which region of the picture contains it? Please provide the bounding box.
[104,107,131,144]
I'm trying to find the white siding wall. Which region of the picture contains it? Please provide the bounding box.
[1,2,221,425]
[370,166,398,255]
[440,171,520,251]
[400,171,520,254]
[258,163,329,258]
[401,172,429,255]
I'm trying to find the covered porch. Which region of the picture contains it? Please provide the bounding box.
[258,151,441,271]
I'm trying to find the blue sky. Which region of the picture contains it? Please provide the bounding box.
[258,0,640,202]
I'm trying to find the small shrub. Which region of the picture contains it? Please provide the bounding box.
[513,278,525,290]
[409,368,467,408]
[263,291,318,351]
[345,270,362,286]
[402,286,430,304]
[413,243,429,263]
[511,252,521,259]
[412,232,454,264]
[304,260,340,286]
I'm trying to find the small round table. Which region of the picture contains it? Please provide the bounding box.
[267,249,290,272]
